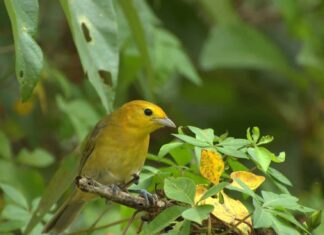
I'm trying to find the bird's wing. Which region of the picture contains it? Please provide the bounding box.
[78,116,109,173]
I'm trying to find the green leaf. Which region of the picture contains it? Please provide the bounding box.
[119,0,154,99]
[226,179,263,202]
[23,153,78,235]
[227,158,248,171]
[199,182,229,202]
[252,199,272,228]
[142,206,187,234]
[0,183,28,209]
[17,148,54,168]
[158,142,184,158]
[262,191,299,210]
[200,23,290,72]
[56,96,100,142]
[170,144,194,166]
[153,29,202,85]
[216,146,248,159]
[182,205,213,225]
[4,0,43,101]
[0,220,25,232]
[272,216,300,235]
[60,0,119,112]
[188,126,214,145]
[0,131,11,159]
[173,134,210,147]
[258,135,274,145]
[305,210,322,231]
[252,126,260,143]
[271,210,310,234]
[164,177,196,206]
[247,147,272,172]
[1,204,30,223]
[268,167,292,186]
[218,137,250,147]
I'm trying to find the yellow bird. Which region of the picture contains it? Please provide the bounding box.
[43,100,176,233]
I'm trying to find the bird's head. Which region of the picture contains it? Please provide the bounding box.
[116,100,176,135]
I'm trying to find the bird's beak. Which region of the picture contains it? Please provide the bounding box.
[155,117,176,128]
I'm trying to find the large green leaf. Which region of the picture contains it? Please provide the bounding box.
[4,0,43,101]
[200,23,290,72]
[182,205,213,225]
[142,206,187,234]
[164,177,196,206]
[60,0,119,112]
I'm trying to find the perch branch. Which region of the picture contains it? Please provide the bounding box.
[75,176,172,212]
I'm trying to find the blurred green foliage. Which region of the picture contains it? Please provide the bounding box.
[0,0,324,234]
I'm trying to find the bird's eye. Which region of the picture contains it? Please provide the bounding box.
[144,108,153,116]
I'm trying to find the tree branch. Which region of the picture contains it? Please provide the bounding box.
[75,176,172,212]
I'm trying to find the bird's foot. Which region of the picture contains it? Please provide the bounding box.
[129,189,158,207]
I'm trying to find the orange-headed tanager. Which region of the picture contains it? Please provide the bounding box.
[43,100,176,233]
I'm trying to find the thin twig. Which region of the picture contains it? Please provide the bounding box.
[122,210,141,235]
[88,207,110,234]
[65,217,131,235]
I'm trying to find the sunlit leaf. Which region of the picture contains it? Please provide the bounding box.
[230,171,265,190]
[200,149,224,184]
[188,126,214,145]
[202,191,252,235]
[247,147,272,172]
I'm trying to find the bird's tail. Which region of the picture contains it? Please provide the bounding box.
[42,192,86,234]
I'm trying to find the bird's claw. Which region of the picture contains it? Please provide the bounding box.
[130,189,157,206]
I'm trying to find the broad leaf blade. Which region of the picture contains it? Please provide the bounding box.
[60,0,119,112]
[142,206,187,234]
[164,177,196,206]
[182,205,213,225]
[4,0,43,101]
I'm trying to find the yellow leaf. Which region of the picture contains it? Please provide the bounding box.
[200,149,224,184]
[230,171,265,190]
[14,99,34,116]
[194,185,252,234]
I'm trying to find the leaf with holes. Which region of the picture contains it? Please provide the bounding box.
[60,0,119,112]
[4,0,44,101]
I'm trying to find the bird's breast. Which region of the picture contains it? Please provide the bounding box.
[81,133,150,185]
